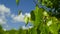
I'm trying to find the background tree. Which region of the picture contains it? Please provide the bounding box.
[0,25,4,34]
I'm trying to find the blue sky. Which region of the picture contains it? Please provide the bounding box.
[0,0,35,30]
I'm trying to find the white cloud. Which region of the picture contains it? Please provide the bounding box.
[0,4,10,14]
[22,26,28,30]
[12,13,24,22]
[0,4,30,24]
[22,25,33,30]
[0,4,10,24]
[0,19,6,24]
[11,13,30,22]
[28,26,33,29]
[25,13,30,17]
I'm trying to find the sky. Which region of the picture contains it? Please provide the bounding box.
[0,0,35,30]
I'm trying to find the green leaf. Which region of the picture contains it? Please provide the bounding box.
[16,0,20,6]
[39,23,49,34]
[49,24,58,34]
[18,28,26,34]
[24,16,29,26]
[34,5,44,26]
[18,10,22,15]
[30,10,35,21]
[48,17,59,34]
[30,28,37,34]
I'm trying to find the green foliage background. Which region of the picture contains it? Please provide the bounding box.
[0,0,60,34]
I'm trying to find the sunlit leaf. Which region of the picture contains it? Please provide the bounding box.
[24,15,29,26]
[47,20,52,26]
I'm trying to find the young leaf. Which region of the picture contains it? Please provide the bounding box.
[24,16,29,26]
[16,0,20,6]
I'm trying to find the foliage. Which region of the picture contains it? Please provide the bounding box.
[0,25,4,34]
[0,0,60,34]
[37,0,60,19]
